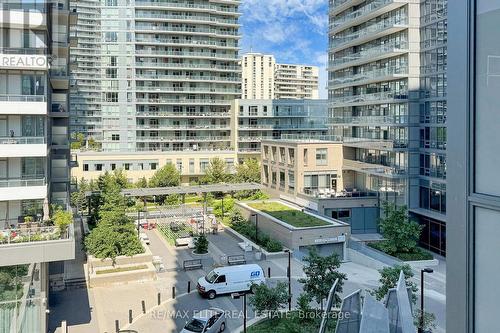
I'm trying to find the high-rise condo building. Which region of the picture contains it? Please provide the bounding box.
[241,52,319,100]
[328,0,420,207]
[411,0,447,256]
[274,63,319,99]
[241,53,275,99]
[328,0,448,256]
[70,0,241,152]
[0,0,75,330]
[447,1,500,332]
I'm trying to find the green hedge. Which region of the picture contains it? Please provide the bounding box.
[369,241,434,261]
[229,211,283,253]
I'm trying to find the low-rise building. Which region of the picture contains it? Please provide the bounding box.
[72,150,238,185]
[261,138,380,234]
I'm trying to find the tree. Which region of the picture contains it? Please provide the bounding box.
[70,132,85,150]
[200,157,230,185]
[212,197,235,219]
[299,247,347,306]
[378,201,423,255]
[149,163,181,188]
[84,223,144,260]
[249,281,289,315]
[235,158,261,183]
[53,208,73,236]
[135,177,148,188]
[194,234,209,254]
[371,264,418,304]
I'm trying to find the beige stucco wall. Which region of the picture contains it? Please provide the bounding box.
[261,140,344,197]
[72,150,238,184]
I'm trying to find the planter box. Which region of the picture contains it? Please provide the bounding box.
[89,263,157,288]
[87,245,152,271]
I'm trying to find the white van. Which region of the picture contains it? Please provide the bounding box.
[197,264,265,299]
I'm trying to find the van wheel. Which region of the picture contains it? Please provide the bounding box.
[219,322,226,332]
[207,290,216,300]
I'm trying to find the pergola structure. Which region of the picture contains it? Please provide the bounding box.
[85,182,264,217]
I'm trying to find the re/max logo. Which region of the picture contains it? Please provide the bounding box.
[251,271,260,277]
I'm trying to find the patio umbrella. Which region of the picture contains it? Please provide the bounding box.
[43,197,50,222]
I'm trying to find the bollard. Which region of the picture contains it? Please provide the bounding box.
[157,292,161,305]
[141,300,146,314]
[267,267,271,278]
[172,286,176,299]
[115,320,119,333]
[128,310,132,324]
[188,281,192,293]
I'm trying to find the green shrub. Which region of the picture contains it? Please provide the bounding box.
[85,223,144,259]
[194,234,209,254]
[265,238,283,252]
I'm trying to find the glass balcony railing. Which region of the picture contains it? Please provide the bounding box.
[135,49,237,59]
[135,86,240,94]
[331,90,408,105]
[0,95,46,102]
[135,0,239,13]
[330,0,400,30]
[135,62,240,71]
[0,178,46,188]
[136,111,229,117]
[135,37,238,48]
[135,12,238,25]
[0,225,71,244]
[330,65,408,86]
[135,24,239,36]
[135,74,240,82]
[0,136,46,144]
[329,41,408,69]
[0,47,47,55]
[136,98,229,104]
[331,17,408,49]
[136,136,230,142]
[329,115,408,125]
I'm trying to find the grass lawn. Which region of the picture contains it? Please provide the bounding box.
[247,202,330,228]
[368,241,434,261]
[247,311,337,333]
[96,265,148,275]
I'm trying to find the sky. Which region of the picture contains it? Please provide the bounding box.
[239,0,330,99]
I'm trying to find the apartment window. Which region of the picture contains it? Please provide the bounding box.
[189,159,195,173]
[279,171,285,189]
[316,148,327,166]
[111,163,116,170]
[95,164,103,171]
[104,32,117,42]
[288,148,295,165]
[105,92,118,102]
[288,171,295,190]
[176,159,183,173]
[200,159,209,173]
[249,106,258,116]
[83,164,89,171]
[303,149,308,166]
[331,209,351,223]
[150,163,157,170]
[106,68,117,78]
[124,163,130,170]
[111,134,120,141]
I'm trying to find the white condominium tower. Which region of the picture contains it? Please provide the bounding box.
[241,52,319,100]
[70,0,241,152]
[328,0,421,207]
[241,53,275,99]
[274,63,319,99]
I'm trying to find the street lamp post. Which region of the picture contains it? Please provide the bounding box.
[137,209,141,238]
[284,249,292,311]
[232,292,247,333]
[419,268,434,333]
[251,213,258,244]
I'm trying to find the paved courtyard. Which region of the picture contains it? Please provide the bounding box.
[49,224,446,333]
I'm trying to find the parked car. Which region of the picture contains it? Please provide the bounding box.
[197,264,265,299]
[139,233,150,245]
[181,308,226,333]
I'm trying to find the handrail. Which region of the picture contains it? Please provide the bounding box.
[0,136,46,144]
[0,95,46,102]
[0,178,46,187]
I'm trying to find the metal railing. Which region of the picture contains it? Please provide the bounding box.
[302,188,379,199]
[0,178,46,188]
[331,90,408,105]
[135,49,237,59]
[0,95,46,102]
[136,98,230,104]
[135,136,231,142]
[0,47,47,55]
[0,225,71,245]
[330,0,400,30]
[329,42,408,69]
[0,137,46,144]
[135,0,239,13]
[330,65,408,87]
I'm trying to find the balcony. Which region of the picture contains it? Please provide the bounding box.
[328,42,408,71]
[135,98,230,105]
[0,95,47,115]
[331,90,408,107]
[135,12,239,26]
[135,49,237,60]
[329,115,408,126]
[329,65,408,89]
[136,136,231,142]
[0,178,47,201]
[134,0,240,15]
[330,0,407,34]
[0,224,75,266]
[135,86,240,94]
[330,17,408,52]
[329,0,364,17]
[343,159,407,178]
[342,137,409,150]
[135,61,240,72]
[0,137,47,157]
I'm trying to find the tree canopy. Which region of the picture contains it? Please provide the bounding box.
[299,247,347,306]
[378,201,423,255]
[235,158,261,183]
[249,281,289,315]
[200,157,230,184]
[149,163,181,188]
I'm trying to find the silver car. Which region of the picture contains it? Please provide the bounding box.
[180,308,226,333]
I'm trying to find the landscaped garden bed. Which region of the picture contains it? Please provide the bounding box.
[368,241,434,261]
[247,202,330,228]
[228,211,283,252]
[96,264,148,275]
[157,223,193,246]
[247,310,337,333]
